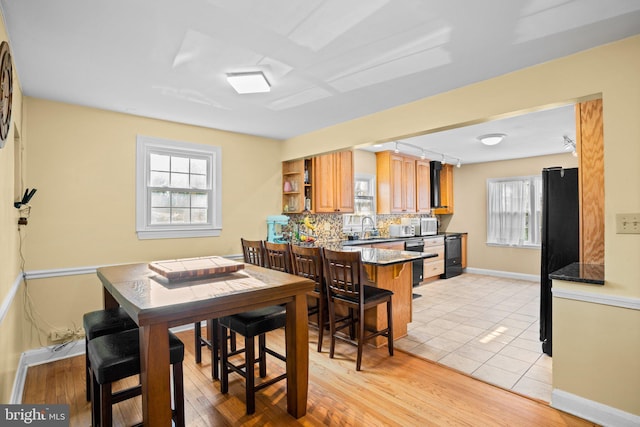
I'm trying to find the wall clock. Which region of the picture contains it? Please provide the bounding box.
[0,41,12,148]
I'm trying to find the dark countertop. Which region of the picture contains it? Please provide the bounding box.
[549,262,604,285]
[297,241,436,267]
[338,246,437,266]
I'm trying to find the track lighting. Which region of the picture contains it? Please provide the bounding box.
[388,140,461,167]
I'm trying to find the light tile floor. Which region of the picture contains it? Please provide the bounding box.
[396,273,552,402]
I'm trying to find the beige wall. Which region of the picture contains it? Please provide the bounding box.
[283,36,640,416]
[0,14,26,400]
[16,98,283,350]
[448,153,578,275]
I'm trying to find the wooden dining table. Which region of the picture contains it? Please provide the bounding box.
[97,261,315,426]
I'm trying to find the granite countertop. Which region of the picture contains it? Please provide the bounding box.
[298,241,436,266]
[338,246,437,266]
[549,262,605,285]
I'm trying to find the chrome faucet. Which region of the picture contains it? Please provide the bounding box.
[361,216,377,239]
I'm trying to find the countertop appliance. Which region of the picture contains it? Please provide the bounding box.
[441,233,462,279]
[540,167,579,357]
[389,224,414,237]
[404,238,424,286]
[266,215,289,243]
[410,217,438,236]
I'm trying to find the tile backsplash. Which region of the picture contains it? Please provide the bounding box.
[284,213,433,244]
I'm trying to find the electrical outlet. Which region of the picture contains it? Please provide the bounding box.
[49,329,74,341]
[616,213,640,234]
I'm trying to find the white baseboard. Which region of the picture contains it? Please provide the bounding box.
[552,389,640,427]
[9,324,194,404]
[465,267,538,282]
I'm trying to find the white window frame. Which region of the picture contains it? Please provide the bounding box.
[136,135,222,239]
[486,174,542,248]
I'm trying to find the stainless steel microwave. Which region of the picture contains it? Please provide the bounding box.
[413,217,438,236]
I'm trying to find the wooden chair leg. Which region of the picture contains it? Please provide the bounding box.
[258,333,267,378]
[220,323,229,394]
[245,335,256,415]
[90,369,99,427]
[85,336,91,401]
[387,300,394,356]
[173,362,185,427]
[317,297,325,352]
[356,306,366,371]
[208,319,219,380]
[100,382,112,427]
[194,321,203,363]
[328,296,336,359]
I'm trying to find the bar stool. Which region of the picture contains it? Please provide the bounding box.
[323,248,394,371]
[218,306,287,415]
[87,329,185,427]
[82,307,138,401]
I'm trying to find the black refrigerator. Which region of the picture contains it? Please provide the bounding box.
[540,167,579,356]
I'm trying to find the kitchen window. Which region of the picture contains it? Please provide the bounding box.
[486,175,542,247]
[136,135,222,239]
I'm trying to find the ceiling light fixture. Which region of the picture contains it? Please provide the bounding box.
[441,154,446,165]
[420,150,426,160]
[478,133,506,146]
[563,135,577,157]
[456,159,461,168]
[394,141,400,154]
[226,71,271,94]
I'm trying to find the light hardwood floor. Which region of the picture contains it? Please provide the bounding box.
[21,327,596,426]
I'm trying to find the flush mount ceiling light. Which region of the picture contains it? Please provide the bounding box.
[478,133,506,146]
[226,71,270,94]
[563,135,577,157]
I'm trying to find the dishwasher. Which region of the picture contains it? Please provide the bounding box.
[404,238,424,286]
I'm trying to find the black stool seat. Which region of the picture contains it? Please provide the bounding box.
[88,329,184,384]
[83,308,138,401]
[88,329,185,427]
[83,307,137,339]
[219,305,287,415]
[218,306,286,336]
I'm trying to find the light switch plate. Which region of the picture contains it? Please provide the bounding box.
[616,213,640,234]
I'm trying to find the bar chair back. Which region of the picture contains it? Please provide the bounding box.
[291,245,327,352]
[264,241,293,273]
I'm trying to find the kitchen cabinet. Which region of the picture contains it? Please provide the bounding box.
[432,163,454,214]
[415,159,431,213]
[282,158,313,213]
[422,235,444,280]
[376,151,416,214]
[461,233,467,269]
[313,150,354,213]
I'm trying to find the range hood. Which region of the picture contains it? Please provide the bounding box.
[430,160,443,208]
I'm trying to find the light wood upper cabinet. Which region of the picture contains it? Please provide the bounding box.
[376,151,417,214]
[416,159,431,213]
[432,163,454,215]
[313,150,354,213]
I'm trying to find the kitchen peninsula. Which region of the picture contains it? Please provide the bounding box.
[316,242,436,346]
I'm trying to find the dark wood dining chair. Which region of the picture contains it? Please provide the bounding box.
[322,248,394,371]
[264,241,293,273]
[291,245,327,352]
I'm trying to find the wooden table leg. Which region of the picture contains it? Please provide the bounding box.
[139,323,172,426]
[102,287,118,309]
[285,293,309,418]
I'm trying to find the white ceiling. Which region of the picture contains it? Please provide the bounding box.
[2,1,639,163]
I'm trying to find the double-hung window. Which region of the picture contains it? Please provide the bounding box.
[486,175,542,247]
[136,135,222,239]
